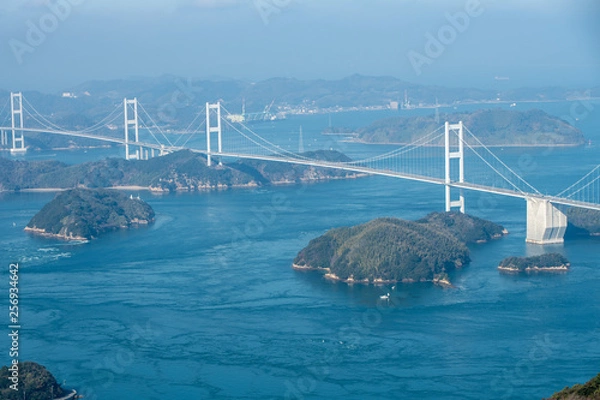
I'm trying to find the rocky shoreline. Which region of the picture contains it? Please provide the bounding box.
[497,253,571,274]
[498,264,570,273]
[293,263,455,287]
[24,226,88,241]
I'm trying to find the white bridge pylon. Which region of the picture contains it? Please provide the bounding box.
[123,97,168,160]
[205,102,222,167]
[3,92,26,154]
[124,98,140,160]
[445,121,465,213]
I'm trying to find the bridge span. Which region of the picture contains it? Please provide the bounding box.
[1,93,599,245]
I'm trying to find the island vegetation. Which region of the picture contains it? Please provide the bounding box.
[545,372,600,400]
[354,108,585,146]
[416,211,508,244]
[0,149,362,192]
[498,253,570,273]
[0,362,70,400]
[566,208,600,237]
[25,188,155,240]
[293,212,507,285]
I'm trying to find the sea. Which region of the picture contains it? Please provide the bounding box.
[1,99,599,399]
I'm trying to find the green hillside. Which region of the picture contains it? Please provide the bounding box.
[356,108,584,146]
[293,212,506,284]
[26,188,155,240]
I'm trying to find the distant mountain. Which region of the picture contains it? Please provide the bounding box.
[355,108,585,146]
[66,74,496,111]
[2,76,597,148]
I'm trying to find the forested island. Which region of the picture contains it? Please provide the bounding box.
[498,253,570,273]
[293,212,507,286]
[566,208,600,237]
[353,108,585,146]
[0,149,362,192]
[25,188,155,240]
[0,362,72,400]
[545,372,600,400]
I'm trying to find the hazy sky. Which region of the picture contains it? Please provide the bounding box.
[1,0,599,92]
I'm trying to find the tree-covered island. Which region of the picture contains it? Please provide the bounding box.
[566,208,600,237]
[353,108,585,146]
[293,212,507,286]
[25,188,155,240]
[498,253,570,273]
[0,149,362,192]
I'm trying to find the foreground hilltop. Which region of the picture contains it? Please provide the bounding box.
[293,212,507,285]
[0,149,360,192]
[25,188,155,240]
[545,372,600,400]
[355,108,585,146]
[0,362,70,400]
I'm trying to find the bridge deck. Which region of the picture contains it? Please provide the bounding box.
[2,128,599,211]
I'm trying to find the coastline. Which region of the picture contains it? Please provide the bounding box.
[293,263,453,287]
[24,226,88,241]
[287,97,600,116]
[3,174,368,194]
[498,264,570,273]
[24,218,154,241]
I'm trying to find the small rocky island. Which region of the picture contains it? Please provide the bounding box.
[293,212,507,286]
[498,253,570,273]
[25,188,155,240]
[0,149,362,192]
[0,362,72,400]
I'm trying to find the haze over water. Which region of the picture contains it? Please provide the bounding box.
[1,0,599,398]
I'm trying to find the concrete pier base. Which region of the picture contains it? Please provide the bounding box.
[526,198,567,244]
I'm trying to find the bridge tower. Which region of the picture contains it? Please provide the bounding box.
[444,121,465,213]
[205,102,222,167]
[10,92,26,154]
[298,126,304,153]
[124,98,142,160]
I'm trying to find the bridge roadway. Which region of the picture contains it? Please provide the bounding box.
[198,150,600,212]
[3,128,599,212]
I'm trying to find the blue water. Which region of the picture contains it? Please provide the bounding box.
[1,101,599,399]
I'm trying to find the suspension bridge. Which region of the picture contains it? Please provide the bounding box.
[1,92,599,245]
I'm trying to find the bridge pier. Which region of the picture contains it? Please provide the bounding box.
[526,198,567,244]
